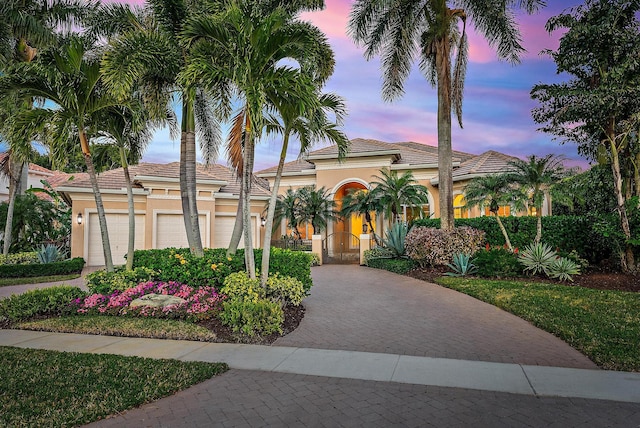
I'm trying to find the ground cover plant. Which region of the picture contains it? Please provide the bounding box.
[0,346,227,427]
[436,277,640,371]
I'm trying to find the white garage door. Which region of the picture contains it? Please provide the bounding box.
[214,216,257,249]
[87,213,145,266]
[155,213,207,249]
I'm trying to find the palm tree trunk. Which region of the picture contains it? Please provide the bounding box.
[227,186,243,256]
[2,162,23,255]
[182,97,204,257]
[435,36,455,231]
[80,131,114,272]
[120,147,135,271]
[609,136,635,272]
[179,127,194,252]
[494,213,513,251]
[242,119,256,279]
[261,131,290,286]
[535,210,543,244]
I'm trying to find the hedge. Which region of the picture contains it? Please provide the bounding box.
[365,257,416,274]
[0,286,86,324]
[411,215,632,265]
[0,258,85,278]
[132,247,314,292]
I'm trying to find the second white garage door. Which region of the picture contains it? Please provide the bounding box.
[213,215,257,249]
[87,213,145,266]
[155,213,207,249]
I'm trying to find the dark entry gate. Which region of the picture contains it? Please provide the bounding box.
[323,232,360,264]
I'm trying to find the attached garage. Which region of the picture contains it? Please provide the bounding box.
[86,213,145,266]
[154,212,209,249]
[213,215,258,249]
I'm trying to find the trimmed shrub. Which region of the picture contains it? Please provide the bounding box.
[221,271,306,307]
[363,247,394,265]
[473,248,523,278]
[132,248,314,291]
[365,257,416,274]
[219,297,284,337]
[0,257,85,278]
[220,272,264,301]
[0,286,86,324]
[0,251,38,265]
[86,267,158,295]
[405,226,485,267]
[266,273,305,306]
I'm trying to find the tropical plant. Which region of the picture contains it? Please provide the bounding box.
[340,188,381,245]
[180,0,336,278]
[445,253,477,277]
[370,168,429,224]
[36,244,63,264]
[507,155,572,244]
[382,221,408,258]
[518,242,557,276]
[0,36,136,272]
[463,174,526,250]
[273,188,304,240]
[531,0,640,272]
[349,0,544,230]
[297,186,338,235]
[548,257,580,282]
[99,0,221,258]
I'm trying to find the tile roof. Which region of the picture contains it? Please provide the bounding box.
[451,150,519,178]
[395,141,476,163]
[54,162,270,197]
[256,158,315,176]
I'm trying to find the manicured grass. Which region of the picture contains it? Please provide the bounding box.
[18,315,217,342]
[437,277,640,372]
[0,274,81,287]
[0,346,228,427]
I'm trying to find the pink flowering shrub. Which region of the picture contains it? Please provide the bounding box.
[72,281,225,322]
[405,226,486,267]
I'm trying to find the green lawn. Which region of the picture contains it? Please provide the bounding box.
[0,274,81,287]
[437,277,640,371]
[0,346,228,427]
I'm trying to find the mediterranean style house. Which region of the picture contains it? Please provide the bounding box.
[54,138,547,266]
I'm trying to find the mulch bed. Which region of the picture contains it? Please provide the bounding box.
[407,267,640,293]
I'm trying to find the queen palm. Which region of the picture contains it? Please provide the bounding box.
[371,168,430,224]
[349,0,544,231]
[260,89,349,285]
[181,0,335,278]
[507,154,571,244]
[99,0,221,257]
[463,174,525,250]
[0,36,135,272]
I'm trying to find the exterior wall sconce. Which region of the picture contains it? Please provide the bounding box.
[261,217,266,227]
[76,213,83,225]
[362,224,368,233]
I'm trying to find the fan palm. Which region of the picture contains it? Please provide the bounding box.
[507,154,571,244]
[370,168,430,224]
[349,0,544,231]
[181,0,335,278]
[0,36,136,272]
[463,174,525,250]
[98,0,222,257]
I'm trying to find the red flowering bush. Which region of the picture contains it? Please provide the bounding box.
[72,281,225,322]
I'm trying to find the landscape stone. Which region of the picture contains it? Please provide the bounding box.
[129,293,186,308]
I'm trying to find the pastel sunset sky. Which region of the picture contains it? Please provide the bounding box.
[104,0,588,170]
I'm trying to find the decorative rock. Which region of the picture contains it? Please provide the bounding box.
[129,293,187,308]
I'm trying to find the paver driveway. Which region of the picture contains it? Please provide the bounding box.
[275,265,596,369]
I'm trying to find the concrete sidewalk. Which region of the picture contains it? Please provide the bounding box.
[2,329,639,404]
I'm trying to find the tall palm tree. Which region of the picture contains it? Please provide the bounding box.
[339,188,381,245]
[0,36,135,272]
[260,89,349,285]
[349,0,544,231]
[507,154,572,244]
[181,0,335,278]
[370,168,430,224]
[463,174,525,250]
[297,186,338,235]
[0,0,89,256]
[99,0,222,257]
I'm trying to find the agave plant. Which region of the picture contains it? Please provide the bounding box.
[382,222,408,258]
[518,242,557,276]
[548,257,580,282]
[445,253,478,277]
[36,244,63,264]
